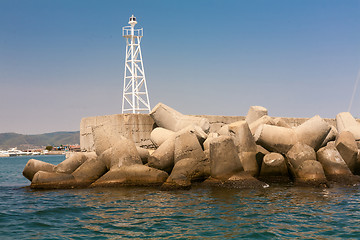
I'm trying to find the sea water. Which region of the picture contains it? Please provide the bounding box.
[1,156,360,239]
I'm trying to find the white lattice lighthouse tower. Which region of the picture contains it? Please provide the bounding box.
[121,15,151,113]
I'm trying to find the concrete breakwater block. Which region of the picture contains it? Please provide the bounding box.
[23,159,56,181]
[99,139,142,170]
[245,106,268,125]
[259,153,289,182]
[31,171,77,189]
[255,125,298,154]
[161,157,209,190]
[55,152,88,174]
[336,112,360,140]
[92,125,126,156]
[295,160,327,186]
[286,143,317,177]
[316,145,353,180]
[174,132,205,164]
[210,136,243,180]
[147,137,175,173]
[255,115,331,154]
[335,131,358,174]
[228,121,259,176]
[295,115,331,151]
[91,164,168,187]
[150,103,210,132]
[72,156,108,186]
[249,115,275,136]
[150,127,175,147]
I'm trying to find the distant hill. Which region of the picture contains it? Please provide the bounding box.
[0,131,80,150]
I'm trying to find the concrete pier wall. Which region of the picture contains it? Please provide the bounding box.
[80,113,339,152]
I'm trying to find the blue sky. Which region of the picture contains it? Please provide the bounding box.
[0,0,359,134]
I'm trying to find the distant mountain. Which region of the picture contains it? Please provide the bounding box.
[0,131,80,150]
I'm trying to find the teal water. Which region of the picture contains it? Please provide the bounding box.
[1,156,360,239]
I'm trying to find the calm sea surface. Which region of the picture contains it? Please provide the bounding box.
[1,155,360,239]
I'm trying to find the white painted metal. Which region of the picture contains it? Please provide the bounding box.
[122,15,151,113]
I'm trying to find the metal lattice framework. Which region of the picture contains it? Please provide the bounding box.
[121,15,151,113]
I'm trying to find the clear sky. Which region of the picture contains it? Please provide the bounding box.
[1,0,360,134]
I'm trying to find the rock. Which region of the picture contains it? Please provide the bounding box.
[174,132,205,164]
[23,159,56,182]
[136,146,150,164]
[320,125,338,148]
[99,138,142,170]
[335,131,358,174]
[286,142,316,177]
[249,115,275,135]
[147,137,175,173]
[176,125,208,147]
[209,136,243,180]
[295,115,331,151]
[91,164,168,187]
[72,156,108,185]
[255,124,298,154]
[31,171,77,189]
[259,153,289,182]
[161,158,209,190]
[295,160,327,186]
[55,152,87,174]
[336,112,360,140]
[245,106,268,125]
[316,145,353,180]
[150,127,175,147]
[150,103,210,132]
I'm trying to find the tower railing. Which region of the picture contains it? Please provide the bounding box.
[122,26,143,37]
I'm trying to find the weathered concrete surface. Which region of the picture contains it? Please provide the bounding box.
[99,139,142,170]
[210,136,243,180]
[295,160,327,186]
[72,156,108,185]
[245,106,268,125]
[249,115,275,135]
[147,137,175,173]
[228,121,258,176]
[320,125,338,148]
[259,153,289,182]
[80,111,343,152]
[161,158,209,190]
[255,125,298,154]
[336,112,360,140]
[23,159,56,181]
[55,153,87,174]
[335,131,358,174]
[150,103,210,132]
[316,145,352,179]
[286,142,317,177]
[80,114,155,151]
[136,146,151,164]
[150,127,175,147]
[91,164,168,187]
[174,132,205,164]
[31,171,76,189]
[295,115,331,151]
